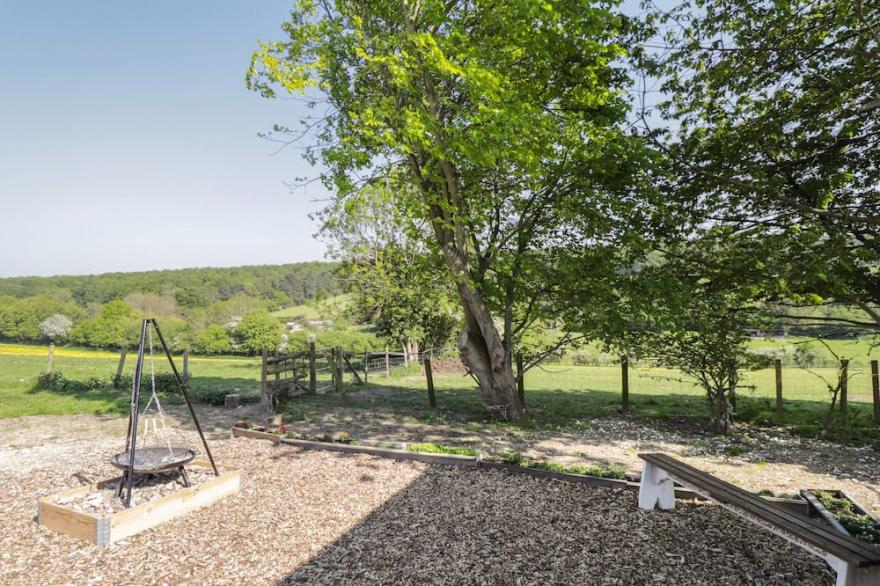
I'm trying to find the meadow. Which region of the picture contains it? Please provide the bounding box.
[0,343,261,419]
[2,339,878,444]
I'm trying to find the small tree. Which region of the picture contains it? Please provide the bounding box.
[235,311,284,354]
[793,340,857,438]
[194,324,232,354]
[602,239,770,434]
[39,314,73,342]
[625,310,763,434]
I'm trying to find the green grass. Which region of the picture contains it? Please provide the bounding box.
[271,294,351,321]
[289,356,880,444]
[406,442,478,456]
[0,342,261,418]
[3,338,879,446]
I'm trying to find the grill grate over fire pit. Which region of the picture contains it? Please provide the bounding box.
[111,447,196,475]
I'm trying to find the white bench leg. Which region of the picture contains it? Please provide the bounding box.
[829,557,880,586]
[638,462,675,510]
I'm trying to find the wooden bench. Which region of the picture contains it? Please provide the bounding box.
[638,453,880,586]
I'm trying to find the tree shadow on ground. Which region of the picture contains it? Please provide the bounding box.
[276,463,833,585]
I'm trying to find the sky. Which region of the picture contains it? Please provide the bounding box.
[0,1,328,278]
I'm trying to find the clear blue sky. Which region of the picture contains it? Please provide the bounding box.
[0,1,328,278]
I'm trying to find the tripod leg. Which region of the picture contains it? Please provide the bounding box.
[178,467,191,487]
[124,320,149,508]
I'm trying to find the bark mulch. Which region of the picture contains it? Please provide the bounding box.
[0,437,834,585]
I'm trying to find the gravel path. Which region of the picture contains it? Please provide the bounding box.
[0,435,835,585]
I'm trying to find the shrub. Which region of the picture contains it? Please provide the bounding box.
[36,371,111,393]
[193,325,232,354]
[112,372,180,393]
[235,311,284,354]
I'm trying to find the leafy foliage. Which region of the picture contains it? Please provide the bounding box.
[249,0,657,419]
[193,324,233,354]
[39,313,73,341]
[69,300,141,349]
[641,0,880,331]
[319,183,459,353]
[235,311,284,354]
[0,262,340,308]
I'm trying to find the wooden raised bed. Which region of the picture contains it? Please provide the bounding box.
[802,489,880,540]
[38,460,241,546]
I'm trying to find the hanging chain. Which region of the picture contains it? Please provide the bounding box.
[140,323,173,452]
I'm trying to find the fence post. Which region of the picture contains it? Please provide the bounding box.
[621,355,629,411]
[46,342,55,374]
[384,346,390,377]
[872,360,879,425]
[182,349,190,380]
[335,346,345,395]
[516,354,525,409]
[115,350,128,379]
[308,341,317,394]
[775,359,783,416]
[260,348,270,412]
[840,359,849,415]
[424,355,436,408]
[363,350,369,384]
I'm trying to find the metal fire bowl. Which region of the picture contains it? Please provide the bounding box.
[110,447,196,474]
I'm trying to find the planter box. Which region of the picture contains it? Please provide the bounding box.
[802,489,880,539]
[38,460,241,546]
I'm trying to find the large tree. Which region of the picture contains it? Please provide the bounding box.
[641,0,880,331]
[249,0,649,420]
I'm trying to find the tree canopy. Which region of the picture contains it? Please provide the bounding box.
[249,0,659,420]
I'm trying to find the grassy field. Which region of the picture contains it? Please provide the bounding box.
[0,343,261,419]
[271,294,351,321]
[289,356,880,444]
[2,340,878,444]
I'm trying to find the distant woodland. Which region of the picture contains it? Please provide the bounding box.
[0,263,341,352]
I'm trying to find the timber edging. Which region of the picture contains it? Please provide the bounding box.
[231,425,807,512]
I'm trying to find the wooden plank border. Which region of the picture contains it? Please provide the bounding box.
[232,425,807,512]
[38,460,240,546]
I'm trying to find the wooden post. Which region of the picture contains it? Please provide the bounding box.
[182,350,190,380]
[775,359,783,416]
[363,350,369,384]
[260,349,269,412]
[115,350,128,379]
[424,355,436,408]
[335,346,345,395]
[308,341,317,394]
[384,346,390,377]
[403,345,409,365]
[621,355,629,411]
[872,360,880,425]
[46,342,55,374]
[516,354,525,409]
[840,359,849,415]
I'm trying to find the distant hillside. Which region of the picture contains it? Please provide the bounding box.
[0,262,341,309]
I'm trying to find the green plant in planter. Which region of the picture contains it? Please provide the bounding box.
[839,514,880,545]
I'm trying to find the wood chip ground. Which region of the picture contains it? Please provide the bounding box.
[0,435,835,585]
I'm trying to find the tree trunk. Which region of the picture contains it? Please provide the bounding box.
[456,282,523,421]
[710,389,731,434]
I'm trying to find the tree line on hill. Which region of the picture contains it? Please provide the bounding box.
[0,263,342,353]
[249,0,879,433]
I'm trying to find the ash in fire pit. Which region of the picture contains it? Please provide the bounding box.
[55,467,220,514]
